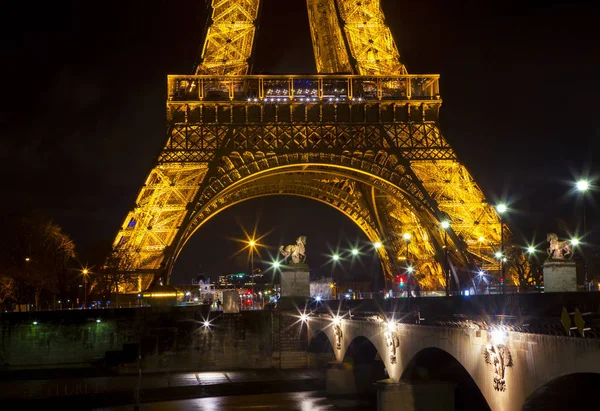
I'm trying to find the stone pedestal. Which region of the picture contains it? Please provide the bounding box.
[222,290,240,313]
[376,379,455,411]
[280,264,310,297]
[543,260,577,292]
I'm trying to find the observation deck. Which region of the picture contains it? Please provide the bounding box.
[168,74,440,104]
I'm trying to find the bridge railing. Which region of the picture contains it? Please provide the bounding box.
[167,74,441,103]
[309,292,600,338]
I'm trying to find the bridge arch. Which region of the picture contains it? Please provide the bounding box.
[401,346,490,411]
[522,373,600,410]
[307,330,335,369]
[341,335,389,395]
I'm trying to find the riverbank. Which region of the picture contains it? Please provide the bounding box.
[0,368,325,409]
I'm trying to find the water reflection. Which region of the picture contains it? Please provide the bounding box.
[97,391,375,411]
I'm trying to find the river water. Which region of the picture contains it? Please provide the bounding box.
[96,391,376,411]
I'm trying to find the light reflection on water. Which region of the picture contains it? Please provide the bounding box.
[98,391,374,411]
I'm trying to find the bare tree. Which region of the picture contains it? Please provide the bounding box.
[505,245,543,292]
[0,211,76,310]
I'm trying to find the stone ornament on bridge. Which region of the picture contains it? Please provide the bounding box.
[383,325,400,364]
[279,236,307,264]
[332,317,343,350]
[546,233,572,259]
[483,330,514,392]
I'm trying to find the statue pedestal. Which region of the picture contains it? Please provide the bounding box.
[280,264,310,297]
[543,260,577,292]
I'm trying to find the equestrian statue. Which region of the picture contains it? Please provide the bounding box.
[546,233,572,259]
[279,236,307,264]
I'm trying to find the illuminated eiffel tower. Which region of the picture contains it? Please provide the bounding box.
[107,0,502,292]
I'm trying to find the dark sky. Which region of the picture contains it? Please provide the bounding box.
[1,0,599,284]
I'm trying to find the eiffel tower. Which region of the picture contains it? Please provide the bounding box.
[107,0,502,292]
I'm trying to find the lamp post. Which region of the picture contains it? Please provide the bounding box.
[441,221,450,296]
[82,269,89,309]
[576,180,589,290]
[403,233,411,298]
[248,240,256,309]
[496,204,507,294]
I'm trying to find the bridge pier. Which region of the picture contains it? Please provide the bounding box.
[325,362,357,395]
[376,379,455,411]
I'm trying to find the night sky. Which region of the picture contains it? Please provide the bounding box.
[1,0,598,285]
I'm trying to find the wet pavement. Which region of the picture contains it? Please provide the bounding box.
[0,369,324,401]
[95,391,376,411]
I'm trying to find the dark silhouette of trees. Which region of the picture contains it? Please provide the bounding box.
[506,245,543,291]
[0,211,76,310]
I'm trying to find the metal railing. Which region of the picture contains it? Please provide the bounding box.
[168,74,440,103]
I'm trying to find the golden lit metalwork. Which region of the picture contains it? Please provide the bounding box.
[335,0,407,75]
[307,0,353,73]
[196,0,261,75]
[107,2,501,290]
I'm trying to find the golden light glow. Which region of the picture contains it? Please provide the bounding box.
[142,292,178,298]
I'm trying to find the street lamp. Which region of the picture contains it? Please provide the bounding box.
[403,233,412,298]
[247,239,256,309]
[82,268,89,310]
[406,265,414,299]
[441,221,450,296]
[575,179,590,290]
[402,233,411,260]
[496,204,507,294]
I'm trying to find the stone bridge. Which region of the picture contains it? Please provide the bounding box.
[301,294,600,411]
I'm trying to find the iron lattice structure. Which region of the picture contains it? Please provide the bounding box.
[107,0,502,292]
